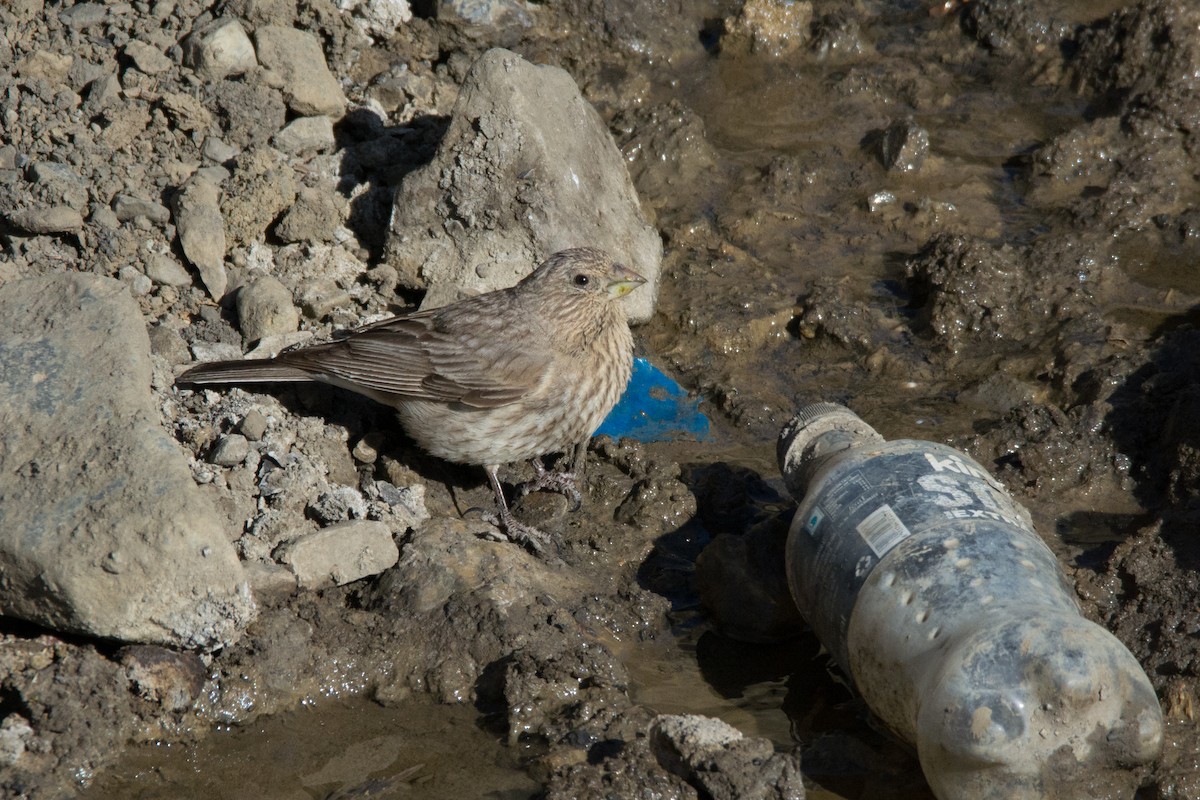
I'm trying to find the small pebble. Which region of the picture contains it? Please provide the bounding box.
[144,254,193,287]
[210,433,250,467]
[240,410,269,441]
[237,275,299,342]
[118,265,153,296]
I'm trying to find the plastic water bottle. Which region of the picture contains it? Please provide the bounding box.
[776,403,1163,800]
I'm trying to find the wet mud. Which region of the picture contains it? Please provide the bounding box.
[4,0,1200,798]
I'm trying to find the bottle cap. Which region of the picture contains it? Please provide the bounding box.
[777,403,883,498]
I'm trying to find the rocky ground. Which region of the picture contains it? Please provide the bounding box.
[2,0,1200,798]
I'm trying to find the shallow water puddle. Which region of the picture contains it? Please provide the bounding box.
[82,695,537,800]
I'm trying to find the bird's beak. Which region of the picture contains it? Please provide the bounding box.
[607,264,647,299]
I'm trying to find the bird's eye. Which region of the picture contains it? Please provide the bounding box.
[573,274,590,286]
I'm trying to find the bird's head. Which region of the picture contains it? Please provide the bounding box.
[523,247,647,310]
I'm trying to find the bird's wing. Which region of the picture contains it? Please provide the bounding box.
[279,302,546,408]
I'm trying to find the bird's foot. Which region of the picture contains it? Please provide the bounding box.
[480,507,557,555]
[516,466,583,512]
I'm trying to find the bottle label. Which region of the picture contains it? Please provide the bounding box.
[855,503,912,558]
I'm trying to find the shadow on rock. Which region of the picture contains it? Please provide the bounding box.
[334,109,450,266]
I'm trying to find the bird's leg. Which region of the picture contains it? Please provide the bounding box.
[479,464,553,554]
[570,440,588,482]
[516,456,583,512]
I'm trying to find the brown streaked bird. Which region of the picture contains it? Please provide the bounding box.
[176,247,646,552]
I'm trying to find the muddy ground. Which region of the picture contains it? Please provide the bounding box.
[2,0,1200,798]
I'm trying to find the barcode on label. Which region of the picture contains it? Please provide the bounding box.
[856,504,912,557]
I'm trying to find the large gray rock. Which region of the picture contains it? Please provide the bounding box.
[386,48,661,323]
[0,273,255,648]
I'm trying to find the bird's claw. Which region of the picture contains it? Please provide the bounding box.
[480,508,557,556]
[516,469,583,512]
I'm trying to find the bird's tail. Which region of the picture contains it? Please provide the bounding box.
[176,358,313,386]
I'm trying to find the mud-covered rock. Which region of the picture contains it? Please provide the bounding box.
[119,645,208,713]
[0,273,255,648]
[650,714,806,800]
[873,117,929,174]
[1084,517,1200,693]
[503,639,632,745]
[794,276,890,352]
[1071,0,1200,129]
[0,633,145,794]
[611,100,720,221]
[961,0,1074,60]
[721,0,813,57]
[695,515,803,643]
[386,47,661,322]
[905,234,1094,355]
[545,735,694,800]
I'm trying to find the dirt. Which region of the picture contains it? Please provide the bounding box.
[3,0,1200,798]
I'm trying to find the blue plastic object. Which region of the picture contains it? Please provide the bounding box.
[595,357,710,442]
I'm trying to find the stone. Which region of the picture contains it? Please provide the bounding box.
[82,73,121,115]
[877,117,930,173]
[338,0,413,39]
[694,517,805,643]
[0,715,34,768]
[436,0,529,29]
[271,115,335,154]
[220,148,299,247]
[147,322,192,365]
[29,162,86,208]
[182,17,257,81]
[124,40,172,75]
[277,520,399,589]
[118,644,207,712]
[6,206,83,234]
[239,409,269,441]
[385,48,661,322]
[254,26,347,117]
[17,51,73,83]
[210,433,251,467]
[650,714,806,800]
[242,559,297,601]
[159,90,213,132]
[236,274,299,341]
[59,3,107,29]
[144,253,193,287]
[273,186,343,244]
[0,273,256,648]
[172,172,228,299]
[307,487,368,524]
[113,194,171,224]
[118,265,153,296]
[201,136,240,165]
[351,431,388,463]
[89,205,120,229]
